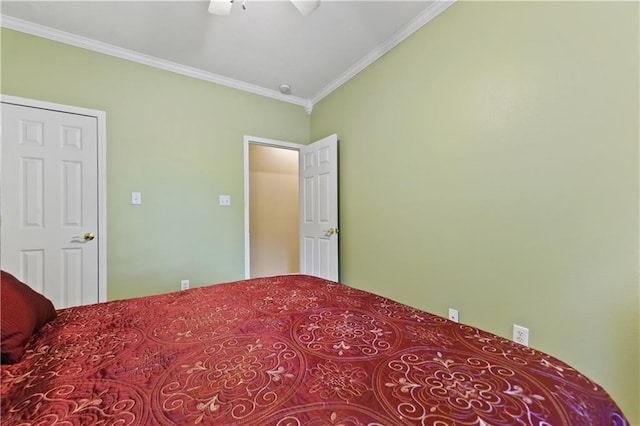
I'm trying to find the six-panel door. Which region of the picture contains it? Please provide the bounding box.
[1,102,99,308]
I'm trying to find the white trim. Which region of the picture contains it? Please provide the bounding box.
[243,135,304,279]
[304,99,314,115]
[0,94,108,303]
[310,0,456,105]
[0,15,308,109]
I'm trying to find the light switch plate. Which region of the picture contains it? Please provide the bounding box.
[219,195,231,206]
[131,192,141,205]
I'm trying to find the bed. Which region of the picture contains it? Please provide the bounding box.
[1,272,628,425]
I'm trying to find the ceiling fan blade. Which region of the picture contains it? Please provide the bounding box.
[208,0,233,16]
[290,0,320,16]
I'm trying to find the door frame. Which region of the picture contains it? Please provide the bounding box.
[1,94,108,302]
[243,135,303,279]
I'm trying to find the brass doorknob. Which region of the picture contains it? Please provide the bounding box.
[324,228,339,236]
[84,232,95,241]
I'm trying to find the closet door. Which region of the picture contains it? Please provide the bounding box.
[1,100,102,308]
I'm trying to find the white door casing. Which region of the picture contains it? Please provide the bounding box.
[1,95,106,308]
[243,134,339,281]
[299,134,339,281]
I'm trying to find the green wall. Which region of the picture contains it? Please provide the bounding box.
[312,1,639,422]
[1,1,639,422]
[1,28,310,300]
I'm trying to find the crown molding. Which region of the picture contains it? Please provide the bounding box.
[1,1,454,115]
[310,0,455,106]
[0,15,309,109]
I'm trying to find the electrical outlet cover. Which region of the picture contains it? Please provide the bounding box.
[448,308,459,323]
[513,324,529,346]
[180,280,189,291]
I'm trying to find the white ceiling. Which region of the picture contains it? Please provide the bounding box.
[0,1,453,112]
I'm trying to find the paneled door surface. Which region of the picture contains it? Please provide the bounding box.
[299,134,338,281]
[1,102,99,308]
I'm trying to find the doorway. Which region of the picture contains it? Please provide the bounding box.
[244,136,303,278]
[249,144,299,277]
[244,134,339,281]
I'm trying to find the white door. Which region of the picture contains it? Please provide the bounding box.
[1,100,102,308]
[299,134,339,281]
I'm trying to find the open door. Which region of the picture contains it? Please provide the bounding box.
[299,134,339,281]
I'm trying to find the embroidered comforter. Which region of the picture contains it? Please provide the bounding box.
[0,275,628,425]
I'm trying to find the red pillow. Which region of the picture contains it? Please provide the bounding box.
[1,270,57,364]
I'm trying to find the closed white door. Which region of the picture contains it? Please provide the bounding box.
[1,101,100,308]
[299,134,339,281]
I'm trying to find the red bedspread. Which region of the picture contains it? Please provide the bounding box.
[1,275,628,425]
